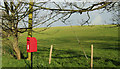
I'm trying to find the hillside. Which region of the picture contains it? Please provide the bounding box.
[2,25,119,68]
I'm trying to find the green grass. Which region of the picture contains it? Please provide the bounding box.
[2,25,120,68]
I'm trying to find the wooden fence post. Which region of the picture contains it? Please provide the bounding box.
[49,45,53,64]
[91,44,93,69]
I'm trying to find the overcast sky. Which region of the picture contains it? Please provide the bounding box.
[0,1,116,28]
[36,2,115,27]
[48,8,114,27]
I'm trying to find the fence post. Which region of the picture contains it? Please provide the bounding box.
[49,45,53,64]
[91,44,93,69]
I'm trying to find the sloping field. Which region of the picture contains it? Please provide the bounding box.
[2,25,120,68]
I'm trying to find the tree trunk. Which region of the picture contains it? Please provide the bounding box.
[13,34,21,60]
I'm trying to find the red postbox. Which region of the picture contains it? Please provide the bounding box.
[27,37,37,52]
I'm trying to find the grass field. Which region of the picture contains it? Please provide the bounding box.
[2,25,120,68]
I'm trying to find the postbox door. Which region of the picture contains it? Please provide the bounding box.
[30,37,37,52]
[27,37,37,52]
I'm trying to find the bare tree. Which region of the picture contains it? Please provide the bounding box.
[111,2,120,26]
[0,0,118,60]
[0,1,31,60]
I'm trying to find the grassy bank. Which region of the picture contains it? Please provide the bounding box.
[2,25,120,68]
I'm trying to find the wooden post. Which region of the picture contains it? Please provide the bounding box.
[49,45,53,64]
[27,0,33,69]
[27,0,33,61]
[91,44,93,69]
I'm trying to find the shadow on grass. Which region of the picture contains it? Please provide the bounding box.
[52,49,120,66]
[20,46,120,67]
[52,55,83,59]
[102,47,120,50]
[53,53,101,60]
[23,59,31,68]
[93,42,119,51]
[53,53,120,66]
[105,59,120,66]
